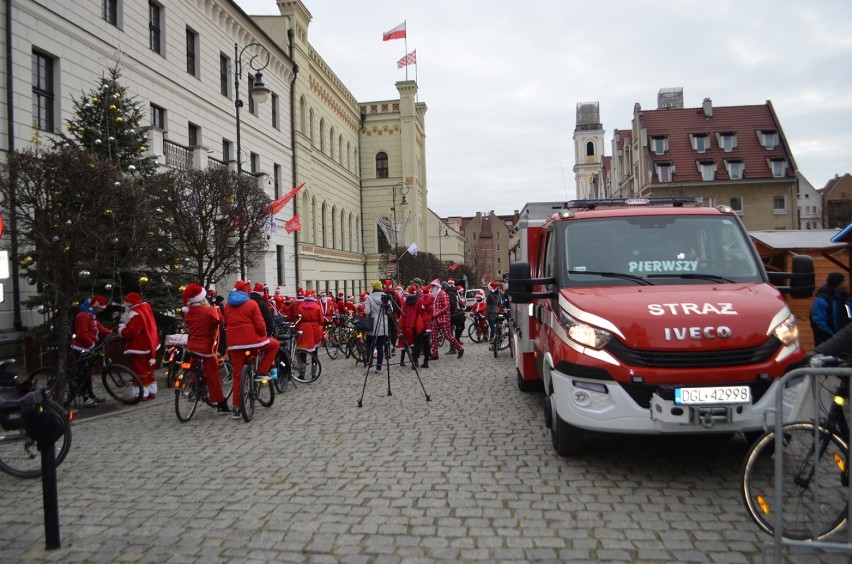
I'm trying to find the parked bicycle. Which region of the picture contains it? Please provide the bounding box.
[467,313,488,343]
[740,354,850,541]
[491,313,511,357]
[0,360,72,479]
[274,319,322,384]
[29,332,144,408]
[238,348,274,422]
[173,353,234,422]
[162,323,188,389]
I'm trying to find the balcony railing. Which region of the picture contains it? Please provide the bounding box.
[163,139,192,170]
[208,156,227,170]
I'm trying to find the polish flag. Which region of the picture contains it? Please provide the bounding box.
[284,215,301,234]
[397,50,416,69]
[383,22,406,41]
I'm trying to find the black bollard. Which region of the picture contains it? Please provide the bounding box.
[39,440,61,550]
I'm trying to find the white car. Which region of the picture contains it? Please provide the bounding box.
[464,289,484,310]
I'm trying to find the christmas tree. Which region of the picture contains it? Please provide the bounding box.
[55,66,157,177]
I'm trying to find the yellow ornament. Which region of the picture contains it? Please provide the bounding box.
[103,209,113,217]
[174,307,183,316]
[92,97,99,103]
[20,256,34,267]
[140,146,147,152]
[138,275,150,286]
[109,104,117,111]
[71,300,80,308]
[178,285,187,293]
[66,123,73,131]
[115,117,123,123]
[77,127,84,132]
[114,93,121,99]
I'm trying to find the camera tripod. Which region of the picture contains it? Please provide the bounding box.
[357,294,431,407]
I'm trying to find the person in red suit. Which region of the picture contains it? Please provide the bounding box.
[470,294,487,336]
[429,279,464,360]
[398,284,432,368]
[71,294,111,407]
[181,283,229,413]
[117,292,160,400]
[224,280,279,419]
[272,287,285,316]
[296,289,324,380]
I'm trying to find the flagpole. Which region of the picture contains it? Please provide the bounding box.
[404,20,408,80]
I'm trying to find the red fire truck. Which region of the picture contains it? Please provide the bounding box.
[508,197,814,455]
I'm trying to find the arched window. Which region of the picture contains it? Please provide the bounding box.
[338,136,343,165]
[377,219,390,253]
[299,97,306,135]
[376,151,388,179]
[355,217,360,251]
[319,120,325,153]
[347,212,353,251]
[346,142,351,170]
[321,202,327,247]
[311,197,317,244]
[329,127,335,160]
[331,206,337,249]
[308,109,314,142]
[340,209,346,250]
[586,141,595,157]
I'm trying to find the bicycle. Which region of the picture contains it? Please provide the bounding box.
[467,313,488,343]
[29,333,144,408]
[173,353,234,422]
[238,348,275,422]
[162,324,188,389]
[338,317,367,365]
[491,313,510,357]
[274,319,322,384]
[0,360,72,479]
[740,354,850,541]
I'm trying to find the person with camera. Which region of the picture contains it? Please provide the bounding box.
[429,279,464,360]
[363,281,391,373]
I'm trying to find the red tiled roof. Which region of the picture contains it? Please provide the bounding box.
[641,103,791,183]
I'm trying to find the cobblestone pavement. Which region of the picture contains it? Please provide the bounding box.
[0,338,848,562]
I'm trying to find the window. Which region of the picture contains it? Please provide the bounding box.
[299,97,306,134]
[375,152,388,179]
[308,110,314,141]
[650,136,668,155]
[769,158,787,178]
[725,159,743,180]
[329,127,335,160]
[248,76,256,115]
[250,152,259,174]
[338,136,343,164]
[32,51,55,132]
[188,123,199,146]
[655,163,673,182]
[586,141,595,157]
[698,161,715,181]
[148,2,162,55]
[773,195,787,213]
[186,28,198,77]
[273,163,281,199]
[377,221,390,253]
[691,134,709,153]
[730,196,743,212]
[762,131,778,150]
[718,132,736,152]
[497,258,501,265]
[321,203,327,247]
[271,93,279,129]
[276,245,285,285]
[319,120,325,152]
[222,139,232,162]
[150,103,165,129]
[219,54,230,97]
[103,0,118,26]
[496,244,501,251]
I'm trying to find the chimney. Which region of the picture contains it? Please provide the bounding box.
[702,97,713,118]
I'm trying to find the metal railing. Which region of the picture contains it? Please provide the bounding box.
[163,139,192,170]
[207,156,227,170]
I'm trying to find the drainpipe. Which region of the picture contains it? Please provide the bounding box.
[287,28,300,290]
[358,112,367,289]
[6,0,22,331]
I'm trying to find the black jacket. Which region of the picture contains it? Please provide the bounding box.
[249,293,275,336]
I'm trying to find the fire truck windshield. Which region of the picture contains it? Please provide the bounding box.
[562,215,763,287]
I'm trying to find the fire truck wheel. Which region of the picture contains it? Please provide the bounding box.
[551,411,584,456]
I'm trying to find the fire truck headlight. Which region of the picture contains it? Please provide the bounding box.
[561,310,613,349]
[772,313,799,346]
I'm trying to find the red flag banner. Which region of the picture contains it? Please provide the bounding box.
[284,214,302,234]
[449,262,458,271]
[266,183,306,216]
[397,50,416,69]
[383,21,406,41]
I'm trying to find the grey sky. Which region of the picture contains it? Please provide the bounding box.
[236,0,852,217]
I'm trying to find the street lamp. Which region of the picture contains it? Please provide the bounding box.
[390,182,409,282]
[234,42,270,280]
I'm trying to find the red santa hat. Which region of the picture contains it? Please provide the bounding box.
[407,284,417,294]
[123,292,143,306]
[252,282,264,294]
[337,292,344,299]
[275,287,281,295]
[234,280,251,293]
[347,295,354,302]
[296,287,305,298]
[489,281,499,292]
[182,283,207,313]
[90,294,108,309]
[305,289,317,300]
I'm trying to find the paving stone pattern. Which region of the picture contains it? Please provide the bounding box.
[0,340,848,562]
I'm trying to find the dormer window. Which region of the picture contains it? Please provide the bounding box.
[760,130,779,150]
[655,162,673,182]
[725,159,744,180]
[698,160,716,181]
[717,132,737,152]
[768,158,788,178]
[650,136,668,155]
[690,133,710,153]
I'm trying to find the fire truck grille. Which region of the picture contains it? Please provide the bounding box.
[605,337,781,369]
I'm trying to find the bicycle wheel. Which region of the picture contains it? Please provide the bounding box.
[174,370,200,423]
[0,398,72,479]
[256,375,275,408]
[324,335,339,360]
[274,348,291,394]
[741,422,849,540]
[239,366,254,422]
[26,368,65,404]
[101,364,144,405]
[292,350,321,383]
[467,323,486,343]
[215,359,234,403]
[493,334,500,358]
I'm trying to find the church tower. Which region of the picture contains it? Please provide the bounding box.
[573,102,605,199]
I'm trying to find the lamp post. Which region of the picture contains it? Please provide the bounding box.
[390,182,409,282]
[234,42,271,280]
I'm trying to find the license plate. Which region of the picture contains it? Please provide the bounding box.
[674,385,751,405]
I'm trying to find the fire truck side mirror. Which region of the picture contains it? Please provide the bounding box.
[768,254,814,299]
[508,261,533,304]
